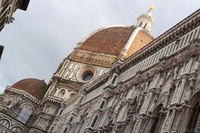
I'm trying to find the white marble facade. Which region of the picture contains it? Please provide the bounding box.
[0,8,200,133]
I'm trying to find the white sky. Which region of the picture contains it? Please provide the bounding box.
[0,0,200,92]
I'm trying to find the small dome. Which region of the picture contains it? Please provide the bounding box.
[11,78,48,100]
[79,26,135,56]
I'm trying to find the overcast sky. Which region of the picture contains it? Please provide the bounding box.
[0,0,199,92]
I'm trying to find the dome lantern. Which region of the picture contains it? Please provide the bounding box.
[136,6,154,32]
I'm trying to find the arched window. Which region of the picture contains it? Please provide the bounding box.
[11,127,23,133]
[0,119,10,128]
[50,126,54,132]
[99,100,105,109]
[58,89,66,98]
[144,22,147,29]
[69,116,73,123]
[91,115,99,128]
[59,109,63,115]
[63,127,68,133]
[17,108,33,124]
[139,22,142,27]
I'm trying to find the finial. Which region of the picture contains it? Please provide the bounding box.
[149,5,154,11]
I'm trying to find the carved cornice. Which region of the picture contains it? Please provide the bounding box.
[69,49,117,67]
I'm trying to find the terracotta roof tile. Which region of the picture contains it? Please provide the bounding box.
[79,27,134,56]
[11,78,48,100]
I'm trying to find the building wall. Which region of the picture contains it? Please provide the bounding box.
[0,6,199,133]
[50,9,200,133]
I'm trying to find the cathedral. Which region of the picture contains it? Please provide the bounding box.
[0,5,200,133]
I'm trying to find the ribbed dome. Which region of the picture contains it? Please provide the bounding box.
[11,78,48,100]
[79,26,134,56]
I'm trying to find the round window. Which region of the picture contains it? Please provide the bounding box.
[76,66,96,82]
[82,71,94,81]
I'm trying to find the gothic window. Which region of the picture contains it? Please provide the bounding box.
[91,115,99,128]
[58,89,66,98]
[0,119,10,128]
[11,127,23,133]
[17,108,32,124]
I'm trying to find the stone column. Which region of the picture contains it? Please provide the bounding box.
[165,109,176,133]
[161,110,170,133]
